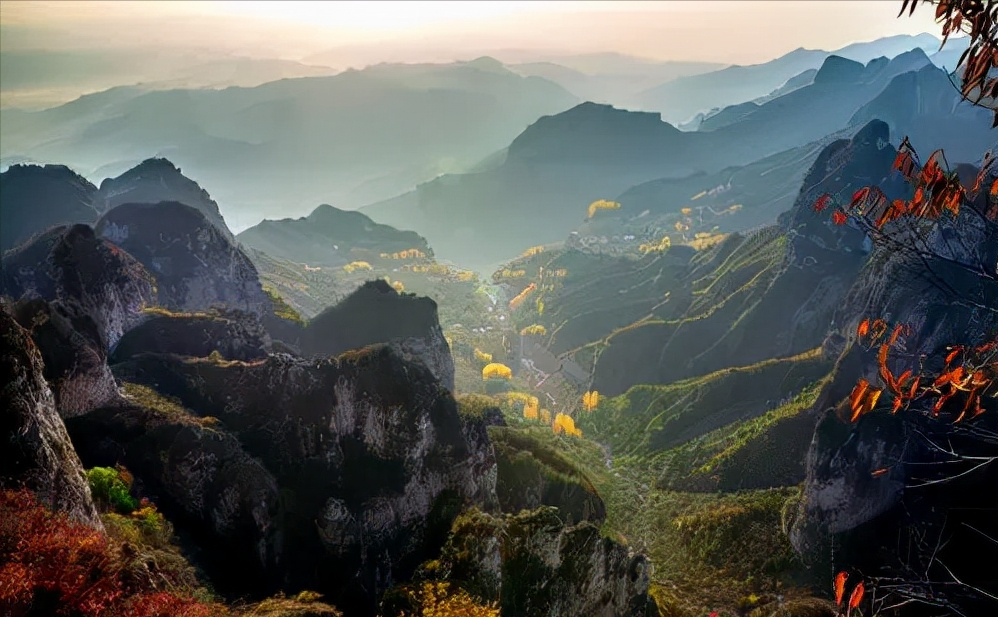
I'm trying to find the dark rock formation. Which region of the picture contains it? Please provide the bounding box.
[95,201,271,318]
[1,223,156,349]
[111,308,269,363]
[12,298,120,417]
[0,164,98,254]
[790,163,998,614]
[301,280,455,391]
[95,343,494,614]
[0,302,102,527]
[95,158,233,240]
[66,396,282,596]
[425,507,656,617]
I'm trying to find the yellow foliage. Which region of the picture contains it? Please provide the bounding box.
[519,245,545,259]
[482,363,513,380]
[552,412,582,437]
[539,409,552,424]
[474,348,493,363]
[536,299,545,316]
[689,232,727,251]
[384,248,427,260]
[587,199,622,219]
[522,396,540,420]
[499,269,526,279]
[520,324,547,337]
[680,207,693,216]
[639,236,672,254]
[342,261,373,274]
[455,270,476,282]
[582,390,600,412]
[398,581,499,617]
[390,280,405,293]
[508,283,537,311]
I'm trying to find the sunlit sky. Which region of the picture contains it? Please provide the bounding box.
[1,1,941,66]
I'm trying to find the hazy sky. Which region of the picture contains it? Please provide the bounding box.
[1,0,942,65]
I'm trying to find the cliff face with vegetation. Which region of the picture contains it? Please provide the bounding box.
[0,302,102,528]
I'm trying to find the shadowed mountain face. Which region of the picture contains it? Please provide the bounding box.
[1,59,578,231]
[238,203,431,267]
[0,164,98,253]
[94,158,233,241]
[95,202,271,317]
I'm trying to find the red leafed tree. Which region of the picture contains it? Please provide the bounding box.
[813,2,998,615]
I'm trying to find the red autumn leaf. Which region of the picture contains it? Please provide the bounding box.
[849,582,865,609]
[832,210,849,225]
[871,467,889,477]
[991,177,998,196]
[850,187,870,210]
[946,346,963,365]
[857,319,870,338]
[892,397,904,414]
[813,193,832,213]
[834,571,849,606]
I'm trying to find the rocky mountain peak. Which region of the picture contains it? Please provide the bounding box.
[813,55,866,84]
[95,201,270,317]
[95,158,233,239]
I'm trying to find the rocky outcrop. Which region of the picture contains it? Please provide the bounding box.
[0,164,98,254]
[1,223,156,350]
[100,343,494,614]
[65,395,283,595]
[95,158,234,240]
[790,163,998,613]
[111,308,270,363]
[95,201,271,318]
[0,302,102,528]
[12,298,120,417]
[426,507,656,617]
[301,280,455,391]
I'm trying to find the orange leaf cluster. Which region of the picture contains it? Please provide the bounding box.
[0,489,226,617]
[832,571,866,616]
[851,318,997,423]
[552,412,583,437]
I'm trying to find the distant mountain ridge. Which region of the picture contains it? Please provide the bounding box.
[1,58,579,231]
[631,34,943,123]
[238,204,431,267]
[363,54,992,270]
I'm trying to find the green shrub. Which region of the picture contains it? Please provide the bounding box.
[87,466,138,514]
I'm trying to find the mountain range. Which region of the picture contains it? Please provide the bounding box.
[0,57,578,231]
[362,52,993,270]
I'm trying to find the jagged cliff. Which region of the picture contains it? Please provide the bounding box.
[301,280,455,391]
[0,302,102,527]
[76,344,493,614]
[95,201,271,317]
[1,223,156,350]
[788,149,998,613]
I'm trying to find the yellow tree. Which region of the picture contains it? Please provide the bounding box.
[482,363,512,380]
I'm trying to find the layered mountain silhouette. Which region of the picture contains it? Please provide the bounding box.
[631,33,942,123]
[364,55,992,270]
[1,58,578,230]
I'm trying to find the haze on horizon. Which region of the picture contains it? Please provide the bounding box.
[3,1,941,67]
